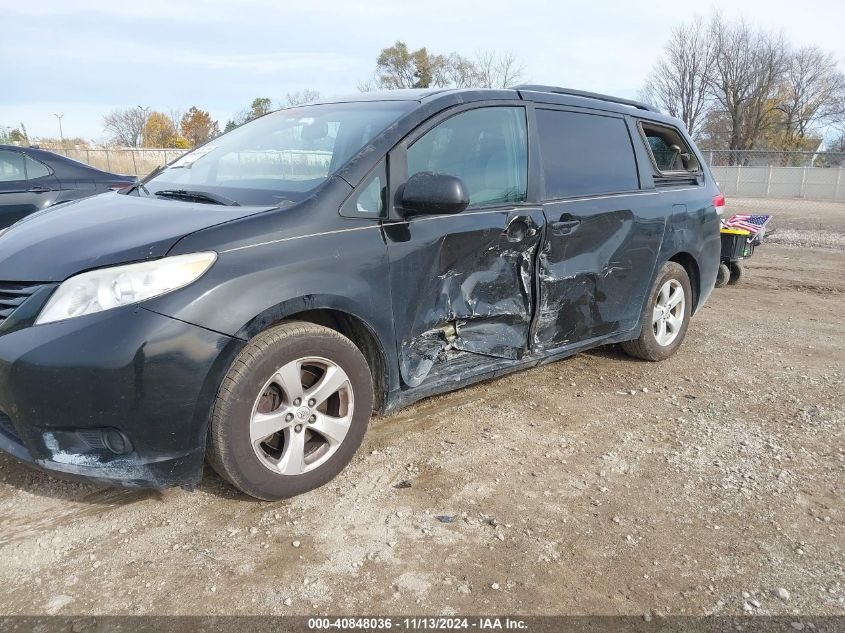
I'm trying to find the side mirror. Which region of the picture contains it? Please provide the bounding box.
[401,172,469,216]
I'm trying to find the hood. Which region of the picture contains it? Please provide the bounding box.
[0,192,273,282]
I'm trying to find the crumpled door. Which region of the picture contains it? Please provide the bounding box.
[385,209,544,388]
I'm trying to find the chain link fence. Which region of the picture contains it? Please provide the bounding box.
[705,150,845,202]
[40,146,845,203]
[46,147,187,177]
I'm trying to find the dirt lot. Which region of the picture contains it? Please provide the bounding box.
[0,198,842,617]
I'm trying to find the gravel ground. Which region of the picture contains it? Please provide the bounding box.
[730,197,845,250]
[0,198,842,617]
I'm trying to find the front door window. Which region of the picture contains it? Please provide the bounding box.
[406,107,528,208]
[386,106,542,388]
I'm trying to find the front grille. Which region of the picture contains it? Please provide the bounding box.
[0,282,47,325]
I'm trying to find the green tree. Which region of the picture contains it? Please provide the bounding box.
[170,136,192,149]
[180,107,220,147]
[9,126,29,144]
[0,124,29,145]
[375,41,448,89]
[249,97,273,119]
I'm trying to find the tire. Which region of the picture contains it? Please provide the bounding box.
[728,261,744,285]
[621,261,692,362]
[207,321,374,500]
[714,263,731,288]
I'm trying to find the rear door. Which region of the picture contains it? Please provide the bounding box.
[384,104,545,388]
[0,150,60,228]
[533,108,664,350]
[0,149,31,228]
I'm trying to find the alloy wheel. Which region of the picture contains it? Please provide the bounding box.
[652,279,685,347]
[249,356,354,475]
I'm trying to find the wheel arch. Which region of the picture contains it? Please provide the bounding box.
[235,297,392,413]
[667,251,701,313]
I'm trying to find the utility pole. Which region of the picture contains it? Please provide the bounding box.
[53,113,64,141]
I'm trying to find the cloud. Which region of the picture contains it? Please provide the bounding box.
[145,50,361,75]
[2,0,843,138]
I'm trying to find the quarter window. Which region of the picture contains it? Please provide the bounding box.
[639,122,700,174]
[24,155,51,179]
[407,107,528,208]
[341,162,386,218]
[536,110,639,199]
[0,150,26,182]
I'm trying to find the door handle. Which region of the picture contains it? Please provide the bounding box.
[27,186,50,194]
[550,219,580,236]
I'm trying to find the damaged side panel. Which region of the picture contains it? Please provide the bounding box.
[534,196,666,351]
[385,210,544,388]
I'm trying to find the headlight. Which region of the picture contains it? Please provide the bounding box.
[35,252,217,325]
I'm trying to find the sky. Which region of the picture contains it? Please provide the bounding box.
[1,0,844,142]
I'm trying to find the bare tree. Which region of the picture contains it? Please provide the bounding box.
[284,89,321,107]
[364,42,527,91]
[167,108,184,136]
[707,15,787,154]
[356,77,378,93]
[775,46,845,148]
[103,108,147,147]
[475,50,525,88]
[442,53,479,88]
[640,16,714,138]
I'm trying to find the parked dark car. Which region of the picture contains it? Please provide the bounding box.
[0,145,136,229]
[0,86,722,499]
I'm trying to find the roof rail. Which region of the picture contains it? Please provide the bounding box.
[511,84,657,113]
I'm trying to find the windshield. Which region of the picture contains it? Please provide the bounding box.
[142,101,414,206]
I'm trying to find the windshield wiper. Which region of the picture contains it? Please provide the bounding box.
[120,164,167,197]
[153,189,240,206]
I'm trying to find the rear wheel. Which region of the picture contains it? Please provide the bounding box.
[621,262,692,362]
[207,321,374,500]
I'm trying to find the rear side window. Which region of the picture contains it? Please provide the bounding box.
[407,106,528,208]
[536,110,639,199]
[0,149,25,182]
[639,122,700,175]
[24,155,51,179]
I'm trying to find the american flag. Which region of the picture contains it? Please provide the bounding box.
[723,214,770,234]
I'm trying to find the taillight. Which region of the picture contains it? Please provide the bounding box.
[713,193,726,215]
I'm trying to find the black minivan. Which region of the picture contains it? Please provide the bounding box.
[0,86,722,499]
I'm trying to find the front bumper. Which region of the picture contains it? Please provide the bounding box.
[0,305,242,488]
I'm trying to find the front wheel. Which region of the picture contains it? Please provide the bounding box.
[621,262,692,362]
[207,321,374,500]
